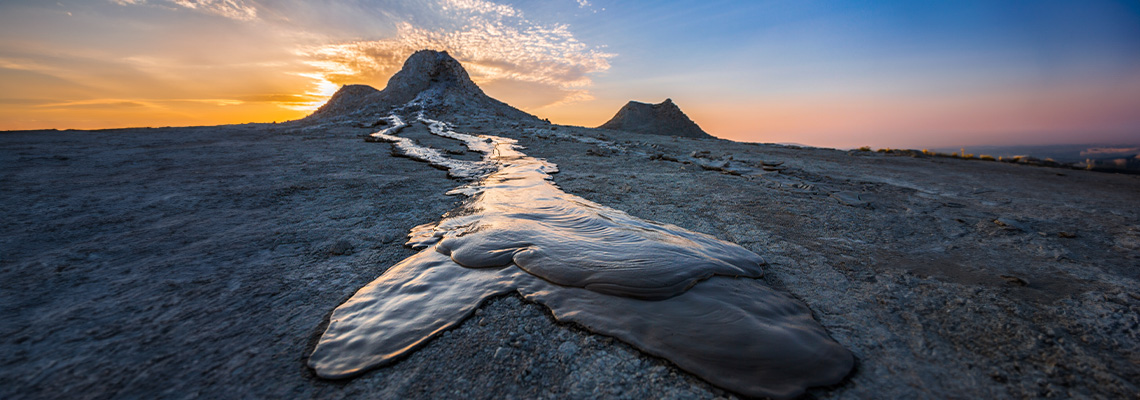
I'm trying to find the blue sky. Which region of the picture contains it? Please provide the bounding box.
[1,0,1138,148]
[560,0,1140,147]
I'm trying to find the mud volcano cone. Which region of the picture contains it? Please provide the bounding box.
[598,98,712,138]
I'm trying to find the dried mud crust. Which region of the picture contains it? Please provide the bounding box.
[502,122,1140,399]
[2,119,1139,399]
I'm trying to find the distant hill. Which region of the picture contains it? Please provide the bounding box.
[935,144,1139,163]
[935,144,1140,173]
[597,99,711,138]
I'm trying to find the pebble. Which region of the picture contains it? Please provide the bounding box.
[993,218,1025,231]
[557,341,579,359]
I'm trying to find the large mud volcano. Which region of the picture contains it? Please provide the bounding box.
[308,114,853,398]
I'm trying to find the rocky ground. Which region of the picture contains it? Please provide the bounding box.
[2,117,1138,399]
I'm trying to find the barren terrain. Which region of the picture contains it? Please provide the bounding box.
[2,117,1139,398]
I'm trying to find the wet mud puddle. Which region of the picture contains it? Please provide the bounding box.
[308,114,853,399]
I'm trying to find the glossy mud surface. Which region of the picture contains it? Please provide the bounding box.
[309,116,852,398]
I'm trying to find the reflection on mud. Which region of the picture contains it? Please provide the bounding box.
[309,114,853,399]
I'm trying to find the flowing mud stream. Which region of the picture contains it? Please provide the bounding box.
[308,114,853,399]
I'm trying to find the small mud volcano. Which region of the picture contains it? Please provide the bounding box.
[308,115,853,399]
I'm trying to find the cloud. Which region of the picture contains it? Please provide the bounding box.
[34,98,257,109]
[479,79,592,109]
[113,0,258,21]
[237,92,332,110]
[170,0,257,20]
[35,99,157,109]
[300,0,613,109]
[21,0,612,125]
[0,57,55,72]
[443,0,519,18]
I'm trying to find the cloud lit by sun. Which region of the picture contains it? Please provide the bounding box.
[0,0,613,130]
[295,0,612,113]
[136,0,616,113]
[111,0,259,21]
[301,19,613,111]
[1,1,1137,147]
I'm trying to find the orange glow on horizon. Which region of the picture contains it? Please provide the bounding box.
[7,70,1139,151]
[673,73,1140,149]
[0,101,310,131]
[2,0,1139,149]
[3,43,1137,151]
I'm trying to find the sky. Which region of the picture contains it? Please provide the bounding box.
[2,0,1139,149]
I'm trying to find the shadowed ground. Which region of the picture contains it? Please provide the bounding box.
[2,117,1138,398]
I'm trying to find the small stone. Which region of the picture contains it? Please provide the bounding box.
[831,191,871,209]
[379,231,401,244]
[994,218,1025,231]
[557,341,579,359]
[327,240,353,256]
[1000,274,1029,286]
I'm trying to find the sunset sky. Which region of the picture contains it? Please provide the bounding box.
[2,0,1139,148]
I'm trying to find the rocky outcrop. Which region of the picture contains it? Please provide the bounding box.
[303,50,537,123]
[598,99,711,138]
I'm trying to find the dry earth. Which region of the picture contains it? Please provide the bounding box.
[2,117,1139,399]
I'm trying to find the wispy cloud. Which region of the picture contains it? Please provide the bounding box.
[443,0,519,18]
[107,0,613,109]
[35,98,249,109]
[171,0,258,20]
[300,0,613,109]
[35,99,157,109]
[113,0,258,21]
[0,57,56,72]
[7,0,612,130]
